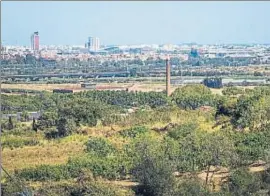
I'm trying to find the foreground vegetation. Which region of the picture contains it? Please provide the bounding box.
[2,84,270,195]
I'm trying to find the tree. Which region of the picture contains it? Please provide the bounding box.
[230,130,270,164]
[37,111,58,130]
[167,123,199,172]
[130,68,137,77]
[58,98,119,127]
[8,116,14,130]
[57,118,77,137]
[131,134,178,196]
[203,77,223,89]
[32,118,38,132]
[168,126,237,184]
[196,132,237,185]
[171,85,216,110]
[232,91,270,130]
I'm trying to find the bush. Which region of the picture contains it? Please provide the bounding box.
[222,87,244,96]
[119,126,148,138]
[2,177,32,196]
[37,111,58,130]
[57,98,121,127]
[16,165,70,181]
[221,168,263,195]
[57,118,77,137]
[203,77,222,89]
[82,90,169,108]
[35,180,135,196]
[171,85,216,110]
[17,152,131,181]
[85,137,116,157]
[130,134,178,196]
[44,127,60,139]
[67,156,128,180]
[175,177,210,196]
[168,123,198,140]
[230,130,270,164]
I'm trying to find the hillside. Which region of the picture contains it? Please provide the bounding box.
[2,85,270,195]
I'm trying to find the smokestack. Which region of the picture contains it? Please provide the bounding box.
[166,56,171,96]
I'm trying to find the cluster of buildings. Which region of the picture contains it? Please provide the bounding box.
[1,31,270,66]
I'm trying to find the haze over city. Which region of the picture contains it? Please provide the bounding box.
[2,1,270,46]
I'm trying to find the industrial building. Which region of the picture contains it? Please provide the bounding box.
[81,83,97,89]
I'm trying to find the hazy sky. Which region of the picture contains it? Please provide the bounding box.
[2,1,270,46]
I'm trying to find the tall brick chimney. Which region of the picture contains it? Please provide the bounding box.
[166,56,171,96]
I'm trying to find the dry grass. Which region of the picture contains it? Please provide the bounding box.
[2,81,260,97]
[210,88,223,95]
[2,139,85,173]
[2,83,82,91]
[105,179,139,188]
[2,82,180,93]
[2,107,217,175]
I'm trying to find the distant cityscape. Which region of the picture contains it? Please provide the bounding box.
[1,31,270,66]
[3,2,270,196]
[2,31,270,89]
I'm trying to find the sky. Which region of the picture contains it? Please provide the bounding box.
[1,1,270,46]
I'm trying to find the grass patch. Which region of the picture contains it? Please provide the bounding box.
[2,136,39,149]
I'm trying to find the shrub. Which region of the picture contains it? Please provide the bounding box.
[67,156,127,180]
[35,180,135,196]
[85,137,116,157]
[2,177,32,196]
[44,127,59,139]
[221,168,263,195]
[37,111,58,130]
[168,123,198,140]
[16,165,70,181]
[57,118,77,137]
[119,126,148,138]
[17,154,130,181]
[171,84,216,109]
[230,130,270,164]
[175,177,209,195]
[222,87,244,96]
[131,134,177,196]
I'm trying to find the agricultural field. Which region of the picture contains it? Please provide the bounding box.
[1,84,270,195]
[1,81,179,93]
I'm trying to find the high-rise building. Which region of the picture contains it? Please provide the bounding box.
[31,31,39,51]
[87,37,100,51]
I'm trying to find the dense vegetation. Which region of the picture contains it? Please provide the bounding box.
[2,84,270,195]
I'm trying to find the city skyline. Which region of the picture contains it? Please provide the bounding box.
[2,1,270,46]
